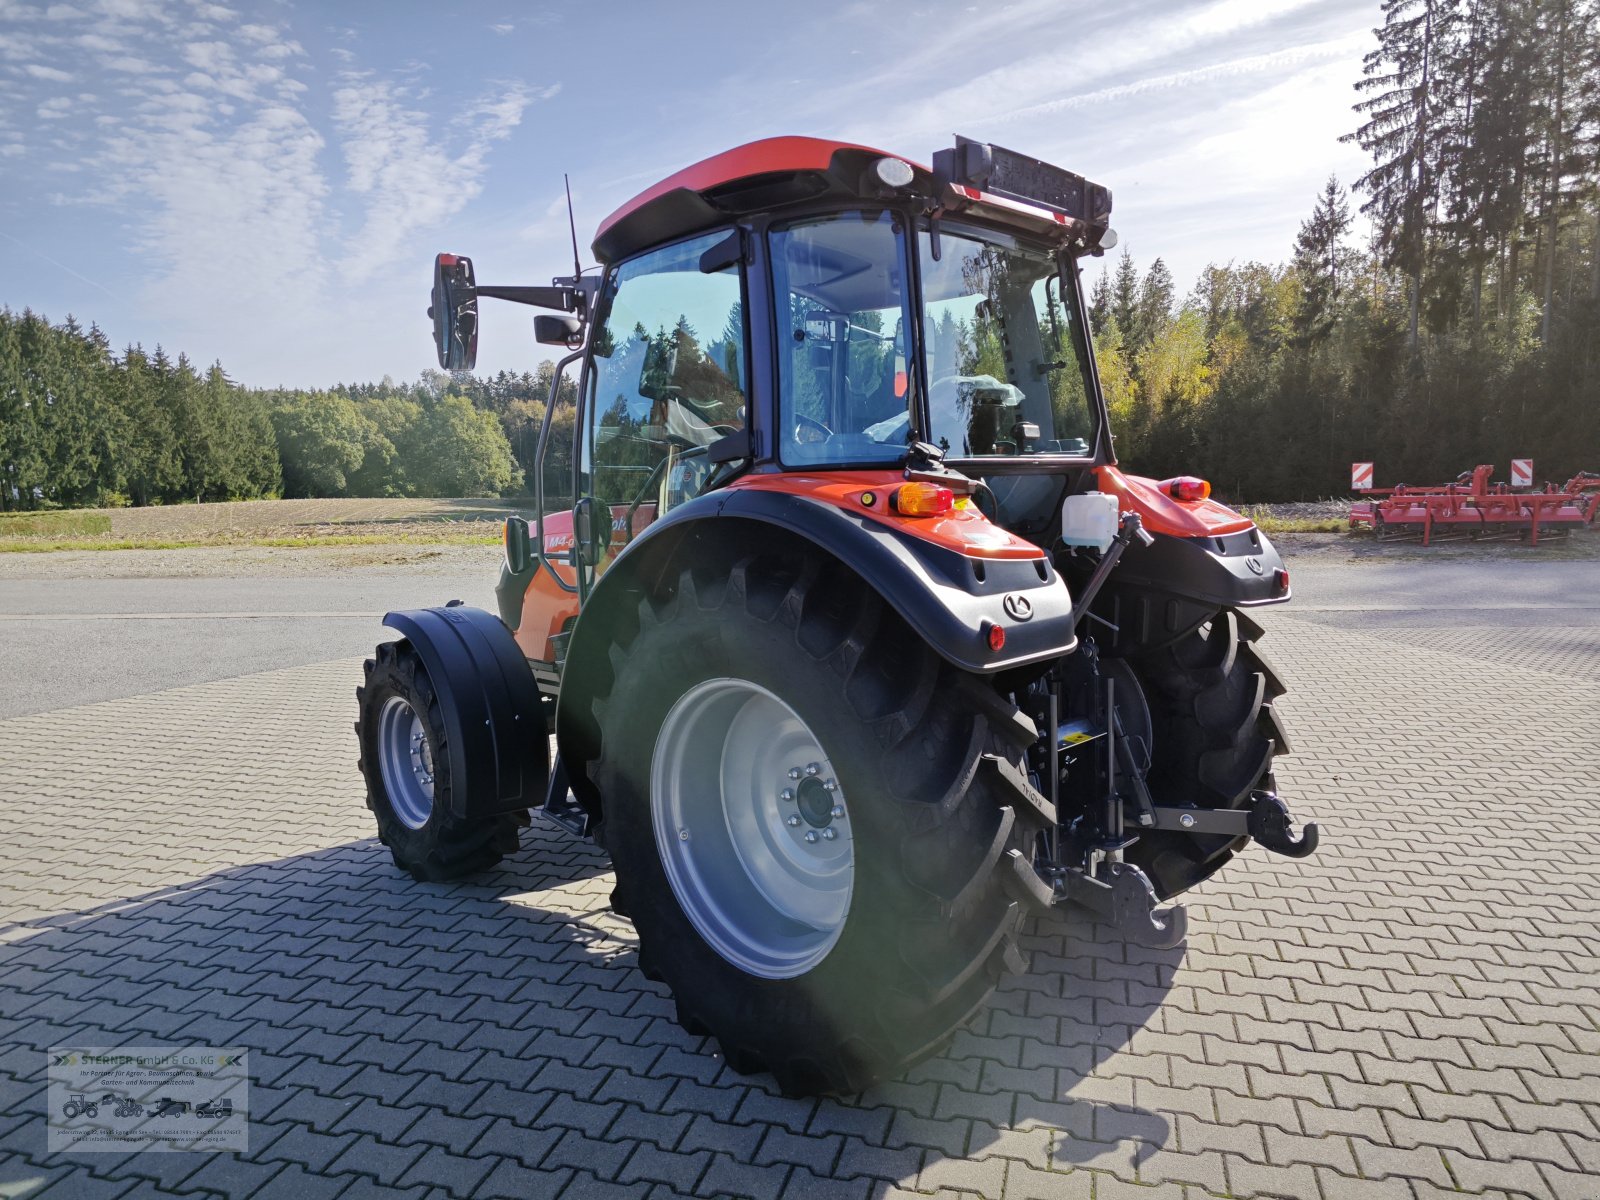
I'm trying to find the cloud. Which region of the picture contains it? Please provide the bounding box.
[24,62,74,80]
[331,77,537,280]
[489,22,513,34]
[37,96,72,117]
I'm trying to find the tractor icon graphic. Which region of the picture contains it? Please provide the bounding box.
[60,1094,98,1120]
[195,1098,233,1119]
[152,1098,190,1118]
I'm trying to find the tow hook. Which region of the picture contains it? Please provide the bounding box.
[1058,862,1188,949]
[1246,791,1319,858]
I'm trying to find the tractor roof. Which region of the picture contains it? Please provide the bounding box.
[590,134,1114,265]
[592,136,923,264]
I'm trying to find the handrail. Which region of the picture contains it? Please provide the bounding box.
[534,349,585,595]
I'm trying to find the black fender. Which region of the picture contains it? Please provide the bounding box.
[383,605,548,819]
[1087,527,1291,655]
[555,488,1076,826]
[625,487,1076,672]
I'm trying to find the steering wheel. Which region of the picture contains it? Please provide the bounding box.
[795,414,833,445]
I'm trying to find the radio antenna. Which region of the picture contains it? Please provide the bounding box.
[563,174,582,280]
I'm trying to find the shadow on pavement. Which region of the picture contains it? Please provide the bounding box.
[0,823,1178,1197]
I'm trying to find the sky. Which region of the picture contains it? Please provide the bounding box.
[0,0,1381,389]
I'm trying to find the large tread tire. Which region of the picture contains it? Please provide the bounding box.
[590,549,1053,1096]
[356,639,520,881]
[1124,609,1287,900]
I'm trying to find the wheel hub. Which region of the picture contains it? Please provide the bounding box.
[651,678,854,979]
[376,694,434,830]
[795,776,835,828]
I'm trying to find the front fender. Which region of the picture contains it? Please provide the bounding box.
[383,605,548,819]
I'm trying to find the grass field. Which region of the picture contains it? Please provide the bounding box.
[0,497,521,552]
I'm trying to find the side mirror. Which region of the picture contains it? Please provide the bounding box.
[503,516,532,575]
[571,497,609,565]
[534,313,582,346]
[430,253,477,370]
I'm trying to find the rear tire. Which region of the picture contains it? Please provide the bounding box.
[591,550,1054,1095]
[1123,610,1287,899]
[356,639,520,881]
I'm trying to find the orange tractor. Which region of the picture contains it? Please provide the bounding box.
[356,136,1316,1095]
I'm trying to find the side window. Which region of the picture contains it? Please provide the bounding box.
[581,232,746,521]
[771,212,915,466]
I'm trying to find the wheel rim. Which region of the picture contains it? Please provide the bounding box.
[651,677,854,979]
[377,694,435,830]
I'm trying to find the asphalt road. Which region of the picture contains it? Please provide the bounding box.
[1,555,1595,719]
[0,574,498,718]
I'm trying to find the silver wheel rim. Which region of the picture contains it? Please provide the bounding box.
[651,678,854,979]
[377,694,435,830]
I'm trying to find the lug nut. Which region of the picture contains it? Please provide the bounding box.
[786,815,801,828]
[804,830,819,843]
[679,828,690,841]
[804,762,820,777]
[780,788,795,802]
[1179,813,1195,829]
[788,767,803,780]
[830,804,846,820]
[823,780,837,793]
[822,828,837,841]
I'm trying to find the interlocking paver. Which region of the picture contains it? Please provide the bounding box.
[0,575,1597,1198]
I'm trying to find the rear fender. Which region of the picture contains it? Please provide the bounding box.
[383,605,548,818]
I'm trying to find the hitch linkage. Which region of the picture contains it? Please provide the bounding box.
[1144,790,1319,858]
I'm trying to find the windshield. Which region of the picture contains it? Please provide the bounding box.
[916,225,1096,459]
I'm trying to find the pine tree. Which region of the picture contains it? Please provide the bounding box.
[1134,258,1176,352]
[1109,250,1139,349]
[1293,176,1355,343]
[1345,0,1452,346]
[1088,267,1112,336]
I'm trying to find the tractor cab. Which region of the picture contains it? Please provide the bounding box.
[431,136,1121,583]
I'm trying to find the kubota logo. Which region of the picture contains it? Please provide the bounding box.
[1002,594,1033,621]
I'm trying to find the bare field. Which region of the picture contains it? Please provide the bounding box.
[0,496,527,551]
[2,495,1593,567]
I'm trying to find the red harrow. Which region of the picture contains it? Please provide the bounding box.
[1349,463,1600,545]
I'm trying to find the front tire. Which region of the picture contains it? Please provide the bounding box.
[356,640,520,881]
[592,551,1054,1095]
[1123,609,1288,899]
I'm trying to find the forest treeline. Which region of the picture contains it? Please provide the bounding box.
[0,308,570,511]
[1088,0,1600,495]
[3,0,1596,510]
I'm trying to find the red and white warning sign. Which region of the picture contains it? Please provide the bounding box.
[1351,462,1374,491]
[1511,458,1533,487]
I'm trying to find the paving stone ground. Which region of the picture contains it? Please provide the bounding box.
[0,601,1596,1199]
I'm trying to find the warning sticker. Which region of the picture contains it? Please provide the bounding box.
[1351,462,1374,491]
[1511,458,1533,487]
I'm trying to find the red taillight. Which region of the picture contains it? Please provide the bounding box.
[986,622,1006,652]
[1160,476,1212,502]
[893,482,954,517]
[1274,567,1290,593]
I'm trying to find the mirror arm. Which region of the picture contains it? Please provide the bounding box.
[478,284,578,311]
[535,347,585,596]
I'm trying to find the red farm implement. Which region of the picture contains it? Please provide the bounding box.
[1349,463,1600,545]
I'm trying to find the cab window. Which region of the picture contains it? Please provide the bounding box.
[770,212,917,466]
[580,232,746,527]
